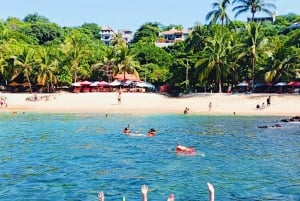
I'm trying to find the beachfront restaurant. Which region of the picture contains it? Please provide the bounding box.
[71,81,111,93]
[70,72,155,93]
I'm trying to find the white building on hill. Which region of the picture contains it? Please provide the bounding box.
[100,26,133,46]
[155,27,192,48]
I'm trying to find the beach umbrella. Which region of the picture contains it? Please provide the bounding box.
[254,82,264,87]
[275,82,287,86]
[71,82,81,87]
[136,82,148,88]
[288,81,300,87]
[109,80,121,86]
[146,82,155,89]
[122,80,133,87]
[136,82,155,89]
[80,81,92,85]
[237,82,248,87]
[98,81,110,87]
[90,82,100,87]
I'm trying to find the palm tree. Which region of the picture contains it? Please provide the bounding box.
[232,0,276,21]
[185,24,207,53]
[195,30,232,93]
[36,47,59,93]
[206,0,231,28]
[110,32,127,47]
[61,30,91,83]
[264,41,299,83]
[115,45,140,81]
[11,47,35,93]
[244,22,264,88]
[92,47,116,82]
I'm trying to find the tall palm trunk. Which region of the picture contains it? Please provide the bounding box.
[25,74,32,93]
[251,11,255,21]
[218,81,222,93]
[251,57,255,90]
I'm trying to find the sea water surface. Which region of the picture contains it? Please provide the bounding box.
[0,113,299,201]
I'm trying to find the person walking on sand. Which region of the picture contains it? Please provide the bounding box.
[209,102,212,111]
[117,91,122,105]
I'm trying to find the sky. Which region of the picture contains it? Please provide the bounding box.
[0,0,299,32]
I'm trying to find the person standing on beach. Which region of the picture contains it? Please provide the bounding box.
[209,102,212,111]
[118,91,122,104]
[267,96,271,106]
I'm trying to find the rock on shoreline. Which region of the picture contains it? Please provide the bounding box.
[280,116,300,123]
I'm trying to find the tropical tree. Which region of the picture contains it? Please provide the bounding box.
[60,30,92,83]
[242,22,264,88]
[206,0,231,28]
[36,47,59,92]
[0,46,14,85]
[110,32,127,47]
[264,40,299,83]
[22,22,62,45]
[232,0,276,21]
[115,45,140,81]
[80,23,101,40]
[23,13,50,23]
[131,42,172,84]
[131,23,160,44]
[185,24,207,53]
[11,46,36,93]
[91,47,116,82]
[195,28,232,93]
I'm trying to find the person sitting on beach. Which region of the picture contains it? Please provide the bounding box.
[183,107,189,114]
[147,128,156,137]
[123,124,131,134]
[256,104,260,110]
[261,102,265,110]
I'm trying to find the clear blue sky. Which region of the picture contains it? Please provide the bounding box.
[0,0,299,31]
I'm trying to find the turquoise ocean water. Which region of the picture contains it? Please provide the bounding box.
[0,113,299,201]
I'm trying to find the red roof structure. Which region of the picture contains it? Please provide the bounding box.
[113,72,140,81]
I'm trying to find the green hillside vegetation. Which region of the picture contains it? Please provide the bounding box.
[0,9,299,94]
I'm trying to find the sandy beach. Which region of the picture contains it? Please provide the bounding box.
[0,92,299,116]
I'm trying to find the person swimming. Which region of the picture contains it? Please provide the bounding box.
[176,144,195,154]
[147,128,156,137]
[123,125,131,134]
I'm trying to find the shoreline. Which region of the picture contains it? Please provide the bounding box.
[1,92,299,116]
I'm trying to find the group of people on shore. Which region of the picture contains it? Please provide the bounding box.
[183,101,213,114]
[0,95,8,107]
[98,182,215,201]
[256,96,271,110]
